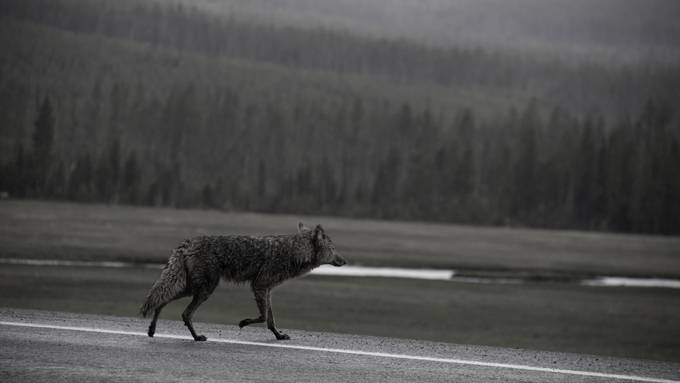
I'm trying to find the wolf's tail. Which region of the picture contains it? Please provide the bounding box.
[139,248,187,318]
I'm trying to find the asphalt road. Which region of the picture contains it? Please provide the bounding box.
[1,308,679,383]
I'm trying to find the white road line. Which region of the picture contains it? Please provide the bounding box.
[0,321,677,383]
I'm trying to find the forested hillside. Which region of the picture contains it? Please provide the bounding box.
[1,0,679,234]
[173,0,680,59]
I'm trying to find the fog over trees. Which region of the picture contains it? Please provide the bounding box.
[1,0,679,234]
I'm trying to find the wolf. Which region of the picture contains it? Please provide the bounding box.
[140,222,346,341]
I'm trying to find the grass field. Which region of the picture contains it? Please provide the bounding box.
[1,200,680,361]
[2,200,679,277]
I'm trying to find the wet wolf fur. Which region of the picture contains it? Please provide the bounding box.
[140,222,346,341]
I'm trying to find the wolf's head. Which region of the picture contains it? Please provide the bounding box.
[298,222,346,267]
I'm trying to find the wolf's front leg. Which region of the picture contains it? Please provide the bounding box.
[238,286,267,328]
[266,290,289,340]
[239,286,289,340]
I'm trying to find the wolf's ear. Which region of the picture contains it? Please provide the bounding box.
[314,224,324,242]
[298,222,310,233]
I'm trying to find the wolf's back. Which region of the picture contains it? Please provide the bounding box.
[139,247,188,317]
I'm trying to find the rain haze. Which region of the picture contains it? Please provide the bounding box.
[1,0,679,381]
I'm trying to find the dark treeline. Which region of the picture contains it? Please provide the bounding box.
[3,93,679,234]
[1,0,679,234]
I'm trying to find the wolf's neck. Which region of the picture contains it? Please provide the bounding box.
[293,255,320,275]
[276,232,317,278]
[291,247,321,276]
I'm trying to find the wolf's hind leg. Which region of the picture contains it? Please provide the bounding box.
[238,287,267,328]
[266,291,289,340]
[148,291,189,337]
[147,303,167,337]
[182,293,210,341]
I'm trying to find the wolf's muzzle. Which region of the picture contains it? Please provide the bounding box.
[331,255,347,267]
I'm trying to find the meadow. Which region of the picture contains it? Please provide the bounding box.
[2,200,679,276]
[1,200,679,361]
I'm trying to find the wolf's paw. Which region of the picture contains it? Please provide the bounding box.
[238,319,250,328]
[147,327,155,337]
[276,333,290,340]
[194,335,207,342]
